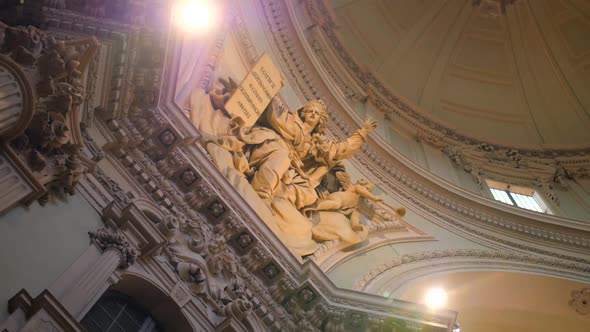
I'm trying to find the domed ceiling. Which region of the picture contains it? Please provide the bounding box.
[330,0,590,147]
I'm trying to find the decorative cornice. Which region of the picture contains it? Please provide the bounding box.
[309,220,425,268]
[94,135,455,329]
[354,148,590,253]
[353,249,590,292]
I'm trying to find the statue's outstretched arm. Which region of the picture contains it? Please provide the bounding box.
[355,185,382,202]
[329,118,377,160]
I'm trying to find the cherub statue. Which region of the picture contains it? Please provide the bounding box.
[312,172,383,232]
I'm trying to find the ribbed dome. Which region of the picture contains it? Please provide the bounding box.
[331,0,590,147]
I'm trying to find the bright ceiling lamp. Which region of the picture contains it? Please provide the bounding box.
[177,1,214,31]
[424,287,447,310]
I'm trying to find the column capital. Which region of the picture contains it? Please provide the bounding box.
[88,228,138,268]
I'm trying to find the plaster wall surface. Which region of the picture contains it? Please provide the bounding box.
[0,194,102,321]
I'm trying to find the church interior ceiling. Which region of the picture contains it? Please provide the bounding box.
[0,1,588,331]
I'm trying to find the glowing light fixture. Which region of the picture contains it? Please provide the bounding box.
[177,1,214,31]
[424,287,447,310]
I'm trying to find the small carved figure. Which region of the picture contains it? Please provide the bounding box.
[553,164,569,188]
[312,173,382,231]
[62,147,86,195]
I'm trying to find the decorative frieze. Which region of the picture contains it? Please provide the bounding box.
[353,249,590,292]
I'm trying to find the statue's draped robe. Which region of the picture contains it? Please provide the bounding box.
[189,86,370,255]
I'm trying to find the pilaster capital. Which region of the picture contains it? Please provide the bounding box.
[88,228,138,268]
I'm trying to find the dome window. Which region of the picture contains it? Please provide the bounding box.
[486,179,551,214]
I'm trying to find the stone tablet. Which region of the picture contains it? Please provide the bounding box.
[224,53,284,127]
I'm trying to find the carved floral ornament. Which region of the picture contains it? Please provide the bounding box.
[569,288,590,315]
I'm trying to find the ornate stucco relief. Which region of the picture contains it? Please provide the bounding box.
[0,24,100,211]
[94,103,456,331]
[37,8,455,330]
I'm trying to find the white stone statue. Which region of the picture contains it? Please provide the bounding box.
[188,78,380,255]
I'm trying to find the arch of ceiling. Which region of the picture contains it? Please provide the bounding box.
[219,0,590,265]
[286,0,590,197]
[351,249,590,295]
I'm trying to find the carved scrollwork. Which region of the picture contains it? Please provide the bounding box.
[163,218,261,322]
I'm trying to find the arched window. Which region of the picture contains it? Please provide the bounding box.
[81,291,161,332]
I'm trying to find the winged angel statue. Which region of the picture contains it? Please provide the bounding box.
[188,78,403,255]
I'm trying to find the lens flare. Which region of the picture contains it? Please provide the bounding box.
[424,287,447,310]
[178,1,213,30]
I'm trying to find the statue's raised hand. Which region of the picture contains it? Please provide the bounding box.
[362,117,378,134]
